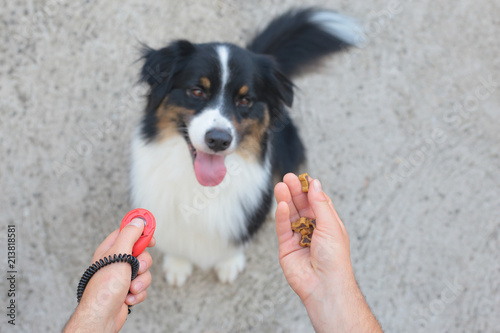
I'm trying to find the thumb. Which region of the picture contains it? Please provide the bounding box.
[308,179,342,236]
[112,218,145,254]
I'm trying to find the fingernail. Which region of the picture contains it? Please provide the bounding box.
[140,260,147,273]
[313,180,322,192]
[127,294,136,303]
[129,217,145,228]
[135,281,144,292]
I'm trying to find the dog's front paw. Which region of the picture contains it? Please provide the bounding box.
[214,252,246,283]
[163,256,193,287]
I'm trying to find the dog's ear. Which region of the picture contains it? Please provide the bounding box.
[257,55,294,115]
[140,40,195,113]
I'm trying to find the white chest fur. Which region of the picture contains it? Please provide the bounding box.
[130,131,270,269]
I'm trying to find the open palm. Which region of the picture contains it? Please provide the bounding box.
[274,173,353,303]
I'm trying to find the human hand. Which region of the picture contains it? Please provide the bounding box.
[274,173,382,333]
[65,218,156,333]
[274,173,353,304]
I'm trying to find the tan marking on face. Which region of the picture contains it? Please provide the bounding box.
[156,98,195,141]
[238,85,249,96]
[234,107,270,160]
[200,77,211,90]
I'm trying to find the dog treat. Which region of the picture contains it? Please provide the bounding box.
[291,217,316,247]
[299,173,309,192]
[300,234,312,247]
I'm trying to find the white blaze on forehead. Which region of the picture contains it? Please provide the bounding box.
[216,45,230,97]
[187,45,236,155]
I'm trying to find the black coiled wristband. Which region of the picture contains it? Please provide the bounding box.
[76,253,140,313]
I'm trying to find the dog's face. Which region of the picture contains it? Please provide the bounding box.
[140,40,293,186]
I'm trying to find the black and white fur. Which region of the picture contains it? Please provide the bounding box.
[130,8,363,286]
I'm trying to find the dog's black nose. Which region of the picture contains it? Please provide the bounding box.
[205,129,232,152]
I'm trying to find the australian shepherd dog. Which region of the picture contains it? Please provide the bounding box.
[130,8,362,286]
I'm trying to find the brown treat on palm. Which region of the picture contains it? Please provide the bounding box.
[300,234,312,247]
[291,217,317,247]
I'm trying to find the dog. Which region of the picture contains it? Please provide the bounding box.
[130,8,363,286]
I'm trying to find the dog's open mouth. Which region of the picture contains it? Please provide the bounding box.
[180,123,227,187]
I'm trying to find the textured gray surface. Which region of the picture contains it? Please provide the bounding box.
[1,0,499,332]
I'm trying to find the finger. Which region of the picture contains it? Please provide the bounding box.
[129,270,151,295]
[92,229,120,261]
[318,189,347,235]
[147,236,156,248]
[323,192,348,235]
[307,179,342,236]
[112,218,145,254]
[275,201,308,261]
[274,181,299,220]
[126,289,148,306]
[136,251,153,274]
[283,173,314,218]
[274,178,291,203]
[337,215,348,236]
[275,201,293,246]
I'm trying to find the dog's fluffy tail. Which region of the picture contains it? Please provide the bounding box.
[247,8,364,77]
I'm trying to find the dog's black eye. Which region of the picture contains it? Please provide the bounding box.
[237,96,252,107]
[189,87,206,99]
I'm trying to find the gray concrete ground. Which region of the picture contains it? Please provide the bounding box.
[1,0,499,332]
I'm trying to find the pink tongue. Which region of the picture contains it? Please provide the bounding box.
[194,152,227,186]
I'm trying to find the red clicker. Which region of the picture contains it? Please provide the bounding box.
[120,208,156,257]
